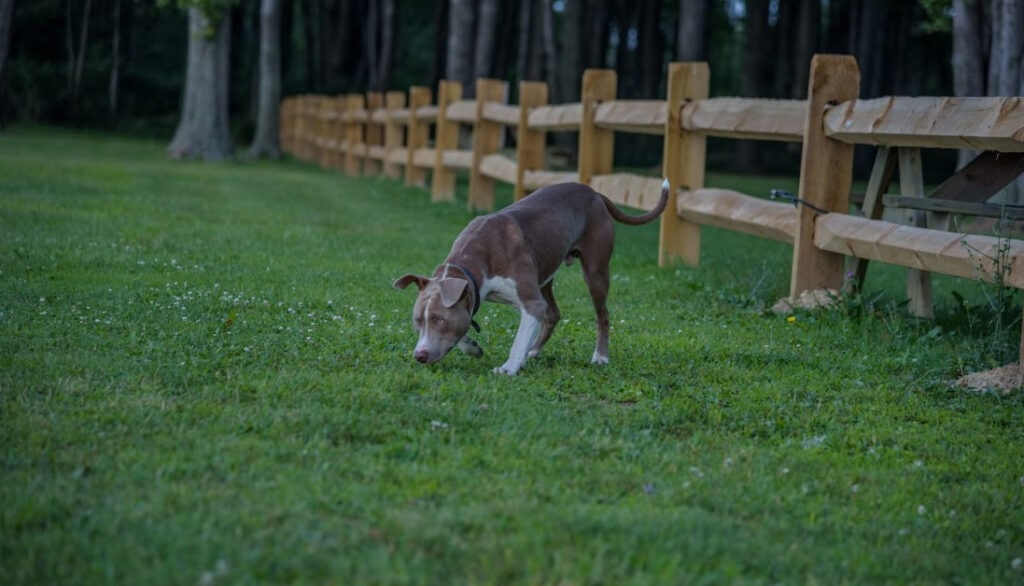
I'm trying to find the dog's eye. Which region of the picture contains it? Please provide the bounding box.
[432,317,446,327]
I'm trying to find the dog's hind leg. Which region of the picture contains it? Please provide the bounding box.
[579,252,612,365]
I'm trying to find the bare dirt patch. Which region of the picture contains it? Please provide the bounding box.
[957,363,1023,394]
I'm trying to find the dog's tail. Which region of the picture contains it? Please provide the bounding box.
[602,178,671,226]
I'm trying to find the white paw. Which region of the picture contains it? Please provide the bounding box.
[591,353,609,365]
[493,362,522,375]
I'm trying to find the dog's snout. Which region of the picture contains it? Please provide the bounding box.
[414,349,429,363]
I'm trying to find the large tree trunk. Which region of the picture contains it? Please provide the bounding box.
[952,0,987,98]
[676,0,707,61]
[737,0,769,172]
[168,8,234,161]
[446,0,475,88]
[790,0,819,99]
[246,0,282,160]
[474,0,499,79]
[583,0,609,68]
[637,0,661,98]
[558,0,583,103]
[366,0,395,91]
[990,0,1024,204]
[0,0,14,87]
[540,0,557,95]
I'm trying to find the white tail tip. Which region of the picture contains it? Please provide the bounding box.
[662,178,670,190]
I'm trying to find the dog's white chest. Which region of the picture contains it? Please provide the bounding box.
[481,276,521,306]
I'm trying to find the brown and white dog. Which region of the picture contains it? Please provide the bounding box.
[394,180,669,375]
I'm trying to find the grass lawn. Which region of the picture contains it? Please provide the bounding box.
[1,126,1022,584]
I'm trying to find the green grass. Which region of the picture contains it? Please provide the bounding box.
[2,127,1023,585]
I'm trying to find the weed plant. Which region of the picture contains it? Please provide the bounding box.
[1,128,1022,584]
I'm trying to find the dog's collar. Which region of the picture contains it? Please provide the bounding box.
[444,262,481,332]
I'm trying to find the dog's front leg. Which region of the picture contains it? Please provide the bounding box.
[494,308,543,375]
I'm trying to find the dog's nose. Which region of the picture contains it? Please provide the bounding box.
[414,349,429,363]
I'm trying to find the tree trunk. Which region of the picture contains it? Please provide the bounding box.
[737,0,769,172]
[168,8,234,161]
[474,0,499,79]
[446,0,475,88]
[558,0,583,103]
[676,0,707,61]
[790,0,819,99]
[951,0,987,169]
[517,0,534,80]
[990,0,1024,204]
[540,0,557,96]
[246,0,282,160]
[431,0,448,88]
[637,0,660,98]
[583,0,609,68]
[65,0,92,109]
[0,0,14,86]
[108,0,120,120]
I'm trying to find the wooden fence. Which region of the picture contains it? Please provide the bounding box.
[280,54,1024,369]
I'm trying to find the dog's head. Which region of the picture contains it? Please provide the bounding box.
[394,274,474,364]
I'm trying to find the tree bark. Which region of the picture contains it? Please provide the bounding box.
[790,0,819,99]
[0,0,14,86]
[540,0,557,96]
[737,0,769,171]
[583,0,609,68]
[517,0,534,80]
[474,0,499,79]
[952,0,986,97]
[246,0,282,160]
[168,8,234,161]
[558,0,583,103]
[446,0,475,88]
[676,0,707,61]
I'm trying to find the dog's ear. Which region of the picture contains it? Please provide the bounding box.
[437,278,469,308]
[394,274,429,291]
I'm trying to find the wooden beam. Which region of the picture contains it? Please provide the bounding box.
[852,146,898,292]
[483,103,519,126]
[479,154,518,185]
[789,54,860,299]
[515,81,548,201]
[523,170,579,191]
[882,195,1024,220]
[824,96,1024,151]
[900,148,935,318]
[578,69,616,186]
[446,99,477,123]
[681,97,806,142]
[527,103,583,131]
[594,100,666,135]
[928,151,1024,203]
[676,188,798,243]
[590,173,665,211]
[660,62,709,267]
[469,78,509,212]
[815,214,1024,289]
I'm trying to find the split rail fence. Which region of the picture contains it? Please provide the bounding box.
[280,54,1024,368]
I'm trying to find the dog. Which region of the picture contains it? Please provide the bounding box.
[394,180,670,375]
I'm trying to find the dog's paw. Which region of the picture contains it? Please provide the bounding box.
[458,337,484,358]
[493,362,522,375]
[591,353,609,365]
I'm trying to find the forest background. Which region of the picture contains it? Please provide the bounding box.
[1,0,1022,179]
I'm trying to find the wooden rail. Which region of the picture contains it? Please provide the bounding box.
[280,55,1024,372]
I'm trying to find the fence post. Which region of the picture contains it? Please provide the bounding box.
[578,69,616,186]
[659,62,709,267]
[344,93,365,175]
[383,91,406,179]
[432,81,462,202]
[515,81,548,202]
[405,86,432,188]
[789,54,860,298]
[364,92,383,176]
[322,96,339,169]
[469,78,509,212]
